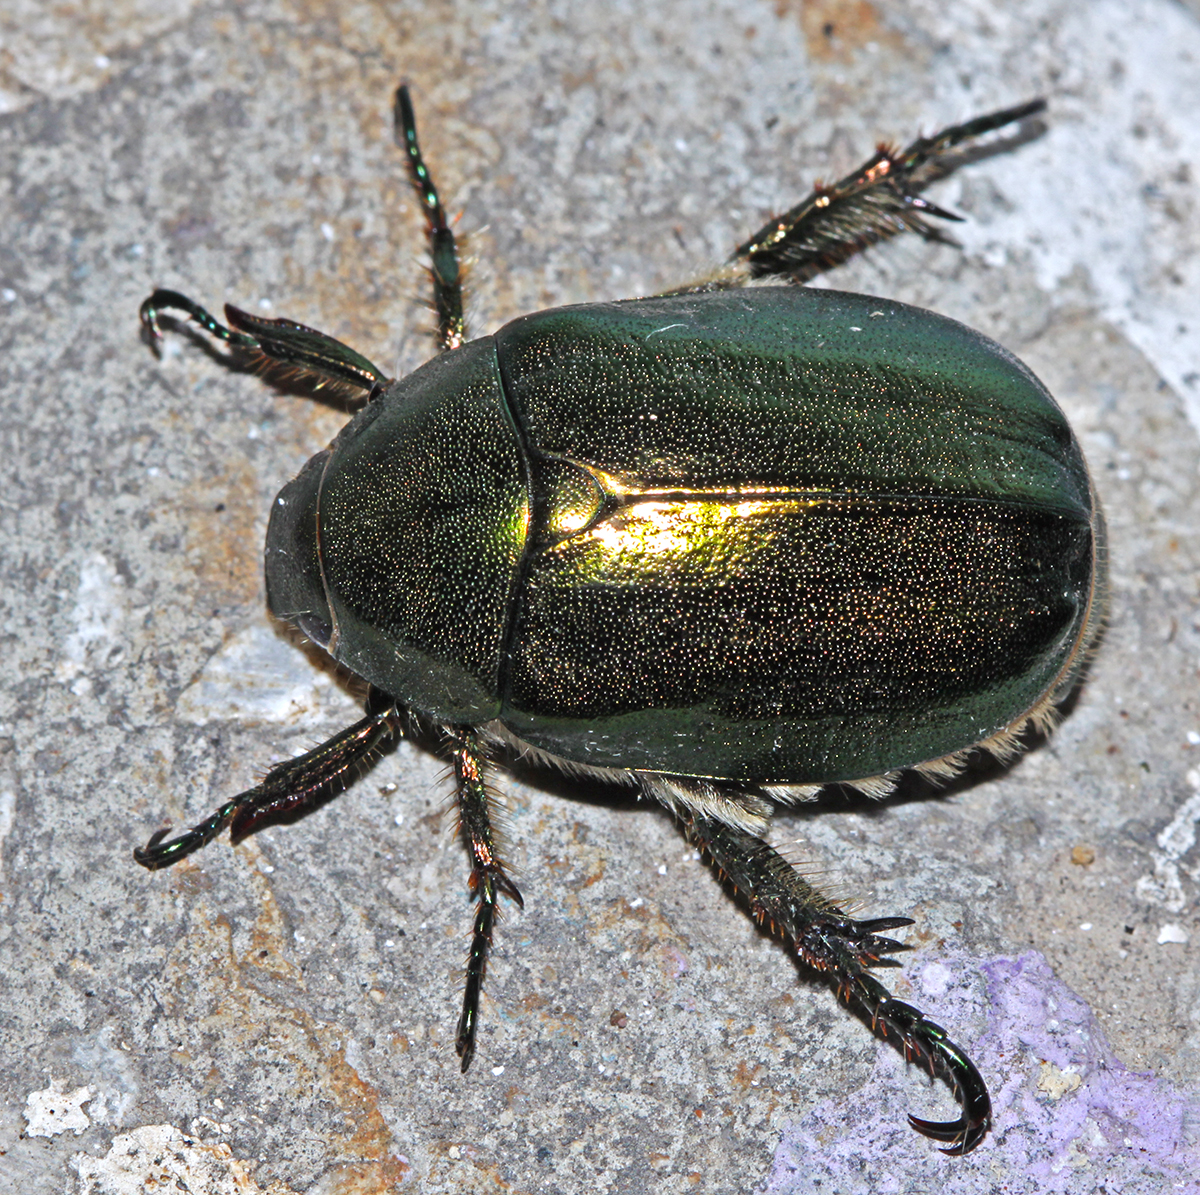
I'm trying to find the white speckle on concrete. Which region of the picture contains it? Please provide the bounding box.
[919,961,953,997]
[955,0,1200,438]
[174,624,346,727]
[0,789,14,873]
[1135,775,1200,912]
[24,1080,92,1137]
[55,554,126,684]
[70,1123,296,1194]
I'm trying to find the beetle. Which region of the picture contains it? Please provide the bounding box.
[136,87,1103,1155]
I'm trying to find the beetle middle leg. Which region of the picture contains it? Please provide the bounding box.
[395,83,465,354]
[677,804,991,1155]
[446,729,524,1071]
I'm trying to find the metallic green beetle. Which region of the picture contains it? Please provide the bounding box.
[137,90,1102,1155]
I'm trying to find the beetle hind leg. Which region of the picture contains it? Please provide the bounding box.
[447,730,524,1071]
[678,807,992,1155]
[669,97,1046,291]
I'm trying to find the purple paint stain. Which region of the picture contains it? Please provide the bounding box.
[760,951,1198,1194]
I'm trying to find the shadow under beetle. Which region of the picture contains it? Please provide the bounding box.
[137,88,1103,1155]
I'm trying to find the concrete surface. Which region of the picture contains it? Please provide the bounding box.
[1,1,1198,1192]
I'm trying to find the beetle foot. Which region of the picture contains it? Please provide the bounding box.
[836,965,992,1155]
[139,289,245,350]
[880,999,992,1155]
[134,796,247,869]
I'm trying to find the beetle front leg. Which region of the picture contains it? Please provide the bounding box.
[135,688,403,868]
[679,808,991,1155]
[139,289,390,398]
[447,730,524,1071]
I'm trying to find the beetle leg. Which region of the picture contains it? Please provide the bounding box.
[447,730,524,1072]
[139,288,390,397]
[669,98,1046,291]
[134,689,403,869]
[395,85,466,353]
[679,808,992,1155]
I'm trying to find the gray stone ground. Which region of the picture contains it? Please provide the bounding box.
[1,1,1198,1192]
